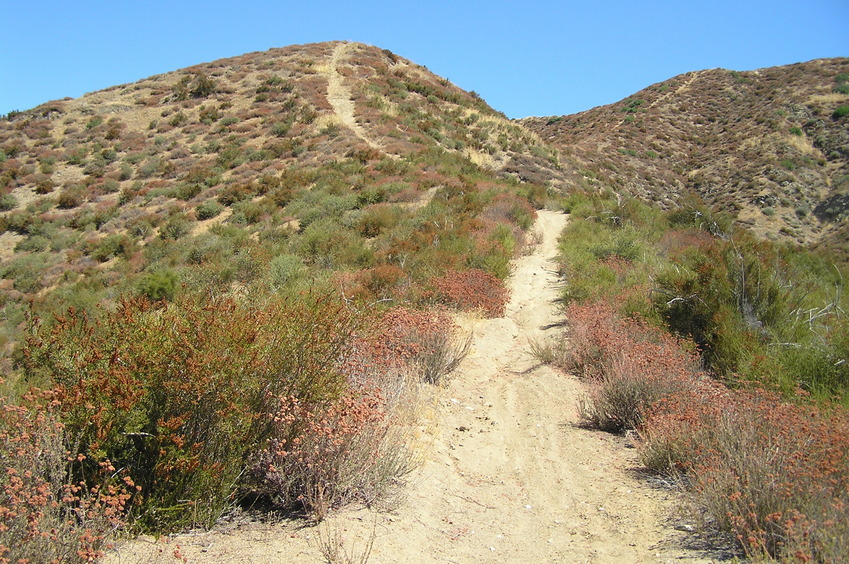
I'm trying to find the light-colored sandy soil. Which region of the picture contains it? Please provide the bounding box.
[325,42,385,153]
[105,210,716,564]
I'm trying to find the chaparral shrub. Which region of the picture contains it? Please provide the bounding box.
[563,293,849,561]
[246,388,403,521]
[0,384,134,562]
[567,300,699,433]
[373,306,471,385]
[642,388,849,561]
[19,292,368,530]
[427,268,509,318]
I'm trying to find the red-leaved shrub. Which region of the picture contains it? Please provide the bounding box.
[566,300,701,432]
[427,268,509,318]
[643,388,849,561]
[248,389,405,521]
[566,297,849,561]
[0,384,133,563]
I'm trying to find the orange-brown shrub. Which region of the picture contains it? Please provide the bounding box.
[0,384,133,562]
[371,306,470,384]
[481,192,536,230]
[567,298,849,561]
[243,306,468,520]
[349,264,410,302]
[247,388,401,521]
[427,268,509,318]
[567,300,701,432]
[642,388,849,561]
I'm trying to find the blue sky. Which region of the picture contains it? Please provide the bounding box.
[1,1,846,119]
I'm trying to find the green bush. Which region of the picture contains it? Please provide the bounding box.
[136,270,179,301]
[0,192,17,211]
[557,191,848,398]
[356,204,402,237]
[196,199,224,220]
[833,105,849,119]
[159,215,191,240]
[91,233,134,262]
[230,199,266,225]
[0,253,48,293]
[14,234,50,253]
[294,219,374,269]
[171,72,217,100]
[267,253,305,288]
[102,178,121,193]
[168,111,187,127]
[270,121,292,137]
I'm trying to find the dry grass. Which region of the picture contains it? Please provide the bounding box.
[526,336,569,368]
[807,92,849,105]
[315,517,377,564]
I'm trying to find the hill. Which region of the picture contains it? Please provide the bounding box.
[522,58,849,248]
[0,41,557,367]
[2,41,848,369]
[1,41,848,563]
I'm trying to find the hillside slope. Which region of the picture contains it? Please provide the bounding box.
[2,40,846,563]
[0,41,556,366]
[522,58,849,247]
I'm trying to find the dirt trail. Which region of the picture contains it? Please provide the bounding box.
[326,42,385,153]
[647,71,704,111]
[106,210,712,563]
[614,70,703,128]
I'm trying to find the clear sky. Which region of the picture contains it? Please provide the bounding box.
[1,1,846,119]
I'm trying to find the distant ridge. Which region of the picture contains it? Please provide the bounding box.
[522,58,849,248]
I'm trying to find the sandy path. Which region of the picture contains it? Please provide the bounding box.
[326,42,384,153]
[106,210,712,563]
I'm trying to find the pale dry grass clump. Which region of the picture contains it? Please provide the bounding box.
[526,336,570,369]
[315,517,377,564]
[246,305,467,522]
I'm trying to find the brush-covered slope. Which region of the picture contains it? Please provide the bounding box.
[523,58,849,247]
[0,41,554,367]
[0,41,557,202]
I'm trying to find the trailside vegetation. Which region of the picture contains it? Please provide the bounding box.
[548,189,849,561]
